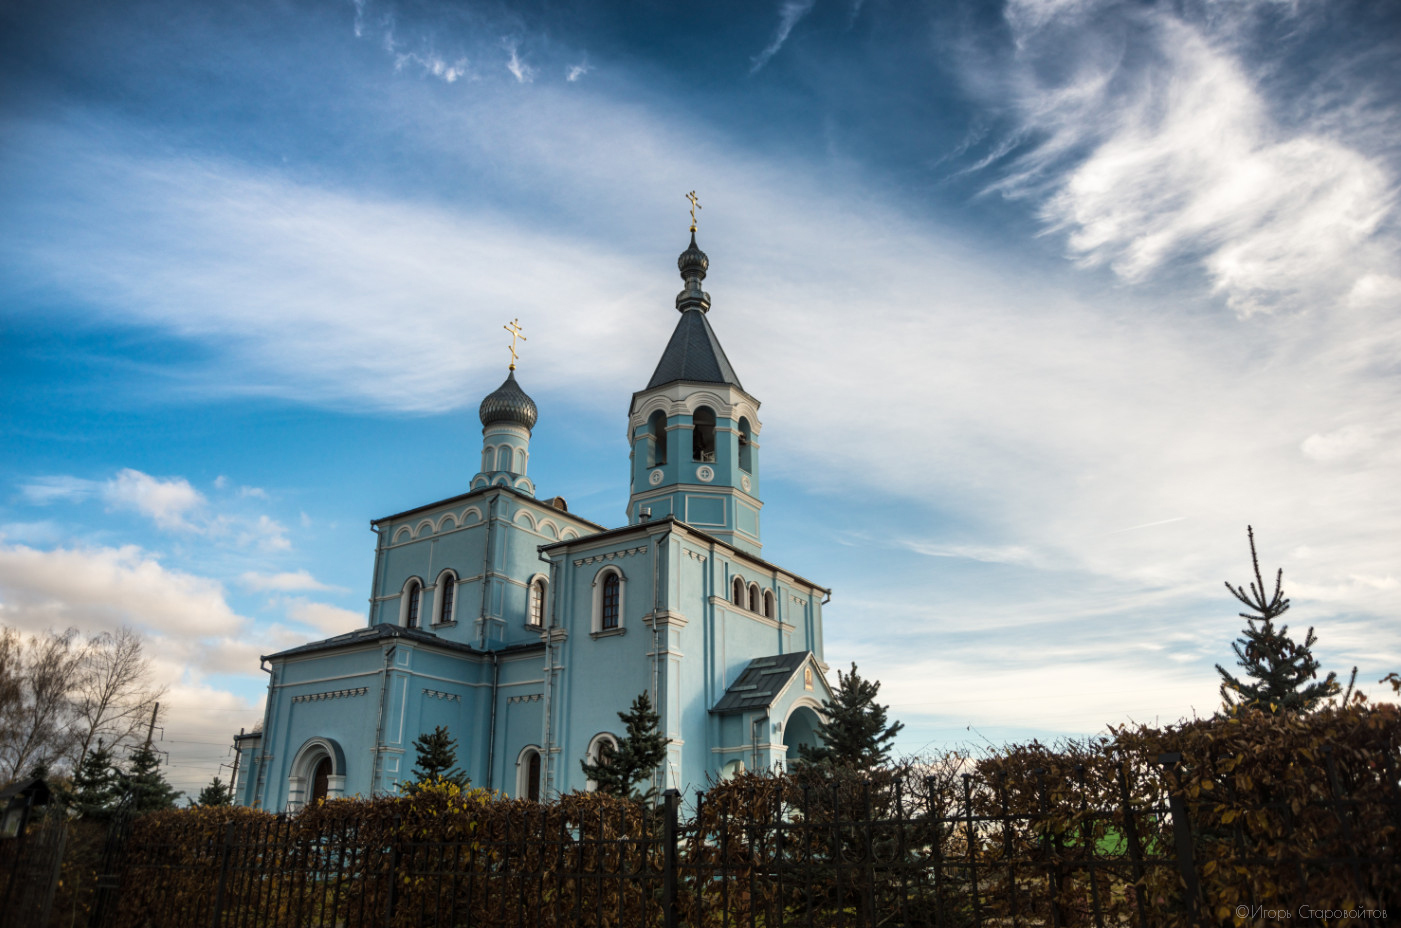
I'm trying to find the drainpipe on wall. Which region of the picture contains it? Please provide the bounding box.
[254,658,274,808]
[368,524,385,626]
[478,495,498,649]
[370,644,396,795]
[485,649,500,790]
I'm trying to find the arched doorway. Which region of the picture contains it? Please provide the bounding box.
[288,738,345,811]
[782,704,823,767]
[310,756,332,804]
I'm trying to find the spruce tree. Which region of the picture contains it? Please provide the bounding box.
[122,741,181,814]
[1216,526,1340,715]
[407,725,467,790]
[196,775,232,807]
[580,691,667,800]
[796,663,903,772]
[70,739,121,820]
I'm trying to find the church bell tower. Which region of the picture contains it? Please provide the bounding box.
[627,224,763,555]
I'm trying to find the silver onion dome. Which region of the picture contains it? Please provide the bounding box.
[675,231,712,313]
[479,370,538,430]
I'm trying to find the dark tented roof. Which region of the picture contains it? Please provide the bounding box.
[645,309,743,391]
[712,651,816,713]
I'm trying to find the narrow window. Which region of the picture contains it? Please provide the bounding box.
[601,573,620,629]
[527,751,541,801]
[438,576,455,624]
[647,411,668,467]
[692,407,716,462]
[763,590,775,619]
[732,576,745,607]
[749,583,761,614]
[529,579,546,626]
[497,446,513,473]
[406,582,422,628]
[311,756,332,804]
[738,417,753,473]
[482,447,494,472]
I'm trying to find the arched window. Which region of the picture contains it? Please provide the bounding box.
[692,406,716,462]
[517,746,543,801]
[647,411,667,467]
[601,573,620,630]
[584,734,618,792]
[482,447,494,472]
[405,580,422,629]
[437,573,456,624]
[738,417,753,473]
[529,578,547,627]
[749,583,761,614]
[497,446,513,473]
[732,576,746,607]
[763,590,776,619]
[310,756,332,804]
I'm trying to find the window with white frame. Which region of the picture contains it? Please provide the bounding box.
[403,580,423,628]
[592,567,624,633]
[732,576,745,606]
[436,572,457,624]
[584,734,618,792]
[516,746,542,801]
[528,578,547,627]
[763,589,776,619]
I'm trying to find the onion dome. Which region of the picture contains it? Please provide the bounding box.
[478,370,538,431]
[675,231,711,313]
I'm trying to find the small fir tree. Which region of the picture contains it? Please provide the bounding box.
[70,739,121,819]
[1216,526,1340,715]
[796,663,904,772]
[196,775,232,807]
[407,725,467,791]
[580,691,667,800]
[122,741,182,814]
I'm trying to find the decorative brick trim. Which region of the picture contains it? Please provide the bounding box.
[423,689,461,702]
[507,694,543,704]
[292,687,368,704]
[573,545,647,567]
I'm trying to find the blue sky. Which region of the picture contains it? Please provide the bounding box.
[3,0,1399,794]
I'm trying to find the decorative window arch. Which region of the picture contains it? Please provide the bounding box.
[692,406,716,463]
[732,576,746,607]
[401,578,424,628]
[516,745,543,801]
[763,590,776,619]
[749,583,761,614]
[287,737,346,812]
[497,446,514,473]
[436,570,458,625]
[584,733,619,792]
[592,566,625,633]
[738,417,753,473]
[647,410,668,467]
[528,576,547,627]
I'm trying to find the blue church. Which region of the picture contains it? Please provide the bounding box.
[233,230,834,809]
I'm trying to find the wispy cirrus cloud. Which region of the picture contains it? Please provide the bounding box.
[239,569,343,593]
[504,39,534,83]
[983,0,1398,316]
[751,0,816,73]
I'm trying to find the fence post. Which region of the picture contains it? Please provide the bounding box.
[385,813,402,923]
[1156,753,1202,924]
[662,789,680,928]
[210,820,236,928]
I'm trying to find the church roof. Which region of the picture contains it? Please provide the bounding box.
[261,622,544,663]
[479,369,538,430]
[712,651,819,714]
[645,308,744,391]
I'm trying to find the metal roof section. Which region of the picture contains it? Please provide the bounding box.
[712,651,818,714]
[372,484,607,533]
[261,623,545,662]
[645,306,744,391]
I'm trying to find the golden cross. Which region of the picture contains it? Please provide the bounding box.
[686,190,701,233]
[503,318,526,370]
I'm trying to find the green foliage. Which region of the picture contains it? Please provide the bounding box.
[580,691,667,800]
[121,741,181,814]
[70,739,121,819]
[796,662,903,772]
[196,775,232,807]
[406,725,467,791]
[1216,526,1340,715]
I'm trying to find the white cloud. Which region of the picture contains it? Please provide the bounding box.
[566,62,591,82]
[751,0,815,73]
[504,41,534,83]
[1301,426,1377,463]
[990,1,1396,316]
[239,569,340,593]
[105,468,205,531]
[395,51,470,83]
[286,599,364,636]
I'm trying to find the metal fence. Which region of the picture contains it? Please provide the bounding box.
[9,749,1396,928]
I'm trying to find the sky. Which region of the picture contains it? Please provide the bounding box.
[2,0,1399,796]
